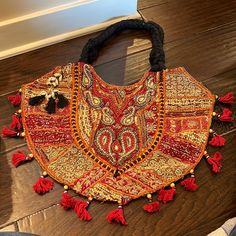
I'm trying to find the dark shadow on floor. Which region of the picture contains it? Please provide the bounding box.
[94,29,151,86]
[0,139,13,227]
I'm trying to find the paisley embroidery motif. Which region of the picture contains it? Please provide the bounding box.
[101,107,115,125]
[120,106,135,125]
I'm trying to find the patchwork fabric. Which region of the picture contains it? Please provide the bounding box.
[21,62,215,202]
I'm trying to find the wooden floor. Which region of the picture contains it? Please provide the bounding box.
[0,0,236,235]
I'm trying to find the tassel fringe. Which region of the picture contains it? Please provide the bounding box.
[143,201,160,213]
[11,151,33,167]
[57,94,69,109]
[45,97,56,114]
[33,177,54,194]
[158,187,176,203]
[8,93,21,106]
[219,108,233,122]
[2,127,19,137]
[206,152,222,174]
[180,177,198,191]
[74,200,92,221]
[209,133,225,147]
[107,206,127,225]
[60,192,76,210]
[10,114,22,131]
[29,95,45,106]
[218,92,234,104]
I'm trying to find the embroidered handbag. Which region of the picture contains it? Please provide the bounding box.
[3,19,234,225]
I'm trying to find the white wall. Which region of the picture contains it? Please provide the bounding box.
[0,0,139,60]
[0,0,79,21]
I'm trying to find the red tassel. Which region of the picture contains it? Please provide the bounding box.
[8,93,21,106]
[180,178,198,191]
[219,108,233,122]
[218,92,234,104]
[74,200,92,221]
[158,188,176,203]
[11,151,33,167]
[10,114,22,131]
[2,127,18,137]
[143,201,160,213]
[60,192,76,210]
[107,207,127,225]
[33,177,54,194]
[209,134,225,147]
[207,152,222,173]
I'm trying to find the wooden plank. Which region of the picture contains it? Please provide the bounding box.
[138,0,167,10]
[16,131,236,236]
[139,0,236,42]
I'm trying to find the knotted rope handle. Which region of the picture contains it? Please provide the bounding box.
[79,19,165,72]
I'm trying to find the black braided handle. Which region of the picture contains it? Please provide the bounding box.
[79,19,165,72]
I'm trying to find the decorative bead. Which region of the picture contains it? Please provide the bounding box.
[19,88,22,93]
[147,193,152,199]
[170,183,175,188]
[49,77,56,82]
[64,185,69,190]
[42,171,47,176]
[52,82,57,87]
[204,150,207,155]
[28,153,34,158]
[18,109,22,114]
[40,91,47,96]
[190,169,194,174]
[88,196,93,201]
[117,199,122,205]
[212,112,216,116]
[54,73,61,77]
[20,132,25,137]
[215,95,218,99]
[209,129,213,133]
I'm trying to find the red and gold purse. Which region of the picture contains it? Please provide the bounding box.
[2,19,234,225]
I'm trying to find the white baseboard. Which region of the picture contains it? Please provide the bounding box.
[0,0,139,60]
